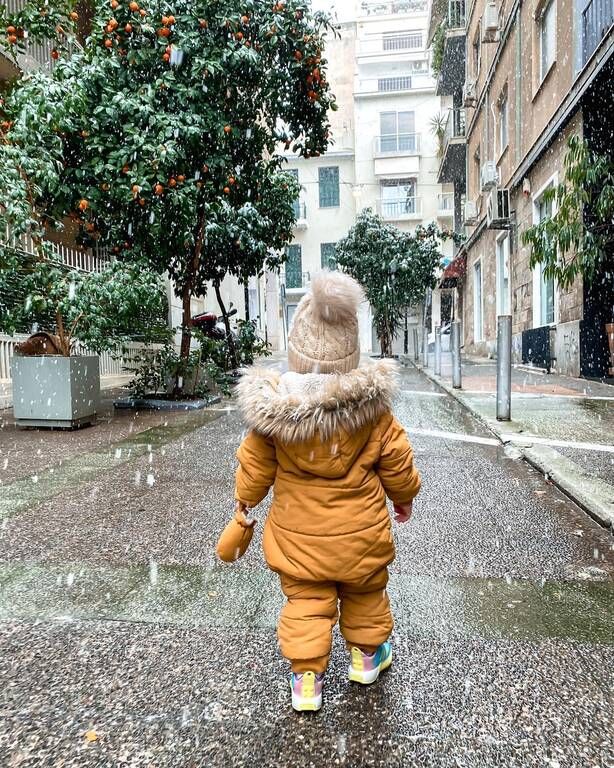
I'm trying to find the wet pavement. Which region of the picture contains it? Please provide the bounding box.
[0,364,613,766]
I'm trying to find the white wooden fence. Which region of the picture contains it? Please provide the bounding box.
[2,228,111,273]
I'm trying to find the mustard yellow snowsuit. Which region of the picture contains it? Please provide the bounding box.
[220,360,421,673]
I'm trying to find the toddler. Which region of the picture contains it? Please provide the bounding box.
[216,271,420,712]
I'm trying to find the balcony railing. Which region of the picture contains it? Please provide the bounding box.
[582,0,614,65]
[1,228,112,273]
[292,201,307,222]
[359,0,428,16]
[357,73,433,94]
[378,197,422,219]
[448,0,466,28]
[374,133,421,156]
[284,270,311,291]
[437,193,455,215]
[444,108,466,143]
[359,33,424,55]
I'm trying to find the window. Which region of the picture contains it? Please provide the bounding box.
[539,0,556,81]
[383,31,422,50]
[320,243,337,270]
[473,23,482,76]
[538,194,555,324]
[380,178,417,218]
[379,111,416,153]
[473,260,483,342]
[288,168,301,219]
[318,166,340,208]
[496,234,510,316]
[285,244,302,289]
[499,91,508,153]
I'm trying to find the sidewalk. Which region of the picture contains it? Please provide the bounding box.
[412,352,614,528]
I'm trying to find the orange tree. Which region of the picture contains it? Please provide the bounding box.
[0,0,336,360]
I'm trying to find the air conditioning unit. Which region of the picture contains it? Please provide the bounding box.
[463,79,477,107]
[487,187,511,229]
[481,161,499,191]
[463,200,479,226]
[482,2,499,42]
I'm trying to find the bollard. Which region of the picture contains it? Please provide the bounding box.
[434,326,442,376]
[451,321,462,389]
[423,326,429,367]
[496,315,512,421]
[413,328,419,361]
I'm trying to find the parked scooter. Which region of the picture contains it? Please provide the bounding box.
[192,306,240,376]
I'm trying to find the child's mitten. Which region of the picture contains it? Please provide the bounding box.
[215,503,256,562]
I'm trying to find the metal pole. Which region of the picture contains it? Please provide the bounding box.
[451,321,462,389]
[423,326,428,367]
[414,328,419,361]
[434,326,442,376]
[496,315,512,421]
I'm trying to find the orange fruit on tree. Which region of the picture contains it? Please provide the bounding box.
[7,25,16,33]
[138,197,145,206]
[70,11,79,20]
[241,14,249,23]
[223,125,232,134]
[158,27,170,37]
[307,90,317,100]
[177,174,185,183]
[131,184,140,193]
[109,17,118,28]
[161,15,169,25]
[236,31,243,40]
[223,186,230,195]
[167,15,175,24]
[154,183,164,195]
[199,18,208,28]
[162,52,170,61]
[245,40,251,47]
[125,23,132,32]
[122,164,130,173]
[110,0,118,6]
[7,34,17,44]
[228,176,236,185]
[169,177,177,187]
[104,38,113,47]
[51,48,59,59]
[139,9,146,16]
[78,199,89,211]
[294,50,302,60]
[129,1,139,10]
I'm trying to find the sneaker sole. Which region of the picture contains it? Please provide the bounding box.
[291,692,322,712]
[348,648,393,685]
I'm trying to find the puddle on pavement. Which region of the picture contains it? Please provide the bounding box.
[0,563,611,645]
[0,409,224,520]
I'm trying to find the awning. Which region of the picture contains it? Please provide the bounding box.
[439,253,466,287]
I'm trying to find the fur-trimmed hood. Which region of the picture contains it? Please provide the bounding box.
[236,359,399,445]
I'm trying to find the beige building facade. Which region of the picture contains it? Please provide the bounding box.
[431,0,614,377]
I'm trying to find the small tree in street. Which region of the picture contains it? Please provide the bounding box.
[335,209,456,357]
[522,135,614,289]
[0,0,337,370]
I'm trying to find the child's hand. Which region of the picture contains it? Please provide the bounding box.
[237,501,257,528]
[393,501,413,523]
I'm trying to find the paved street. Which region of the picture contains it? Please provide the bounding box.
[1,363,613,767]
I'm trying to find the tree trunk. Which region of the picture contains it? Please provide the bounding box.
[244,283,250,321]
[179,284,192,361]
[215,282,238,369]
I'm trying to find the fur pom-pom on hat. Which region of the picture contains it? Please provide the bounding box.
[288,271,363,375]
[309,271,364,324]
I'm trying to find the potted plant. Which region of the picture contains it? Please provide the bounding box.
[0,242,168,427]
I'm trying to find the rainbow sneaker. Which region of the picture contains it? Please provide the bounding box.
[290,671,324,712]
[348,641,392,685]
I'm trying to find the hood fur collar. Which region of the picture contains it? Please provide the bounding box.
[236,359,399,443]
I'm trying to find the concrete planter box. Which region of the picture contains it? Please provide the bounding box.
[11,355,100,428]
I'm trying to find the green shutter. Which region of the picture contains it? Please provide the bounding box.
[285,244,302,288]
[320,242,337,270]
[318,166,339,208]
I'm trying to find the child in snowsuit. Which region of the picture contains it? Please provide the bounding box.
[216,271,421,712]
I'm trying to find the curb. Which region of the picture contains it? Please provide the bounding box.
[405,357,614,530]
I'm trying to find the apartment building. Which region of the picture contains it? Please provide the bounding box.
[265,0,454,354]
[430,0,614,377]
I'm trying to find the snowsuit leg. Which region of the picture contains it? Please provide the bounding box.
[278,576,338,674]
[338,567,393,653]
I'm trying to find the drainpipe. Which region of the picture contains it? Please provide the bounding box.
[515,7,522,166]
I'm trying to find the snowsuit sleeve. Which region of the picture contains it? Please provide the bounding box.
[235,430,278,508]
[375,412,421,505]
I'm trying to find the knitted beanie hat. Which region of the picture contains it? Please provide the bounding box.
[288,271,364,375]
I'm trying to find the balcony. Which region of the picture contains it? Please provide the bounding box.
[378,197,422,221]
[374,133,421,157]
[436,0,467,96]
[438,108,466,184]
[437,193,455,218]
[284,270,311,292]
[447,0,466,28]
[292,201,308,230]
[581,0,614,66]
[359,0,428,17]
[356,72,434,96]
[358,32,424,57]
